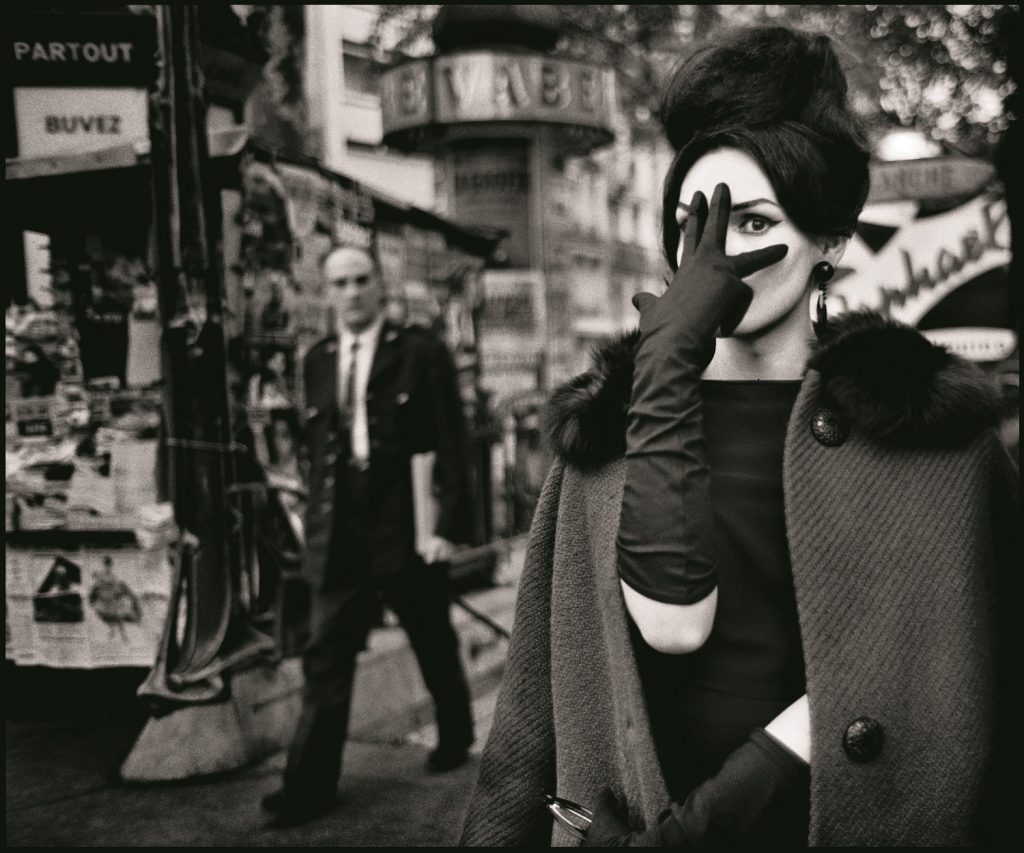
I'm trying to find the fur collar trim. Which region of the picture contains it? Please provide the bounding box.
[545,312,1002,470]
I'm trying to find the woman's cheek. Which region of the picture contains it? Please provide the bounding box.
[745,253,799,301]
[742,265,776,293]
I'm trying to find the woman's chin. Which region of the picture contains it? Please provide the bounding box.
[730,298,813,340]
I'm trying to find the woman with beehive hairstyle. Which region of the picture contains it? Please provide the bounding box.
[461,25,1018,847]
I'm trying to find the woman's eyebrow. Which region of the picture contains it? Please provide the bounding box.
[677,198,780,213]
[732,198,780,211]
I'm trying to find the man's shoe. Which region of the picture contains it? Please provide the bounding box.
[426,744,469,773]
[262,789,335,827]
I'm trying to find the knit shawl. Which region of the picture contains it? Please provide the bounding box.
[460,313,1018,847]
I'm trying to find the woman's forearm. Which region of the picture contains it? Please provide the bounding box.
[620,581,718,654]
[764,693,810,763]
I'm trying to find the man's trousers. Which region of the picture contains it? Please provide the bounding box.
[282,559,475,802]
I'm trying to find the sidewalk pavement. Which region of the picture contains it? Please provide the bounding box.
[5,537,526,847]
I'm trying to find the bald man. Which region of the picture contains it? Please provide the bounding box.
[263,245,475,826]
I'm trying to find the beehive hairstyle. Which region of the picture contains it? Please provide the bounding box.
[660,26,871,270]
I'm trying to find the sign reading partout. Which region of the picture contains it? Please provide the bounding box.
[7,14,156,87]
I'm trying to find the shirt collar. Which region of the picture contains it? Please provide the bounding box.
[339,314,386,353]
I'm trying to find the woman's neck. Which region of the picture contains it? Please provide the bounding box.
[703,299,813,381]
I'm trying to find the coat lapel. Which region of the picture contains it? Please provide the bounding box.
[304,334,339,416]
[368,321,403,389]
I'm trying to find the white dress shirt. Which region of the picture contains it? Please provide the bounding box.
[338,316,384,464]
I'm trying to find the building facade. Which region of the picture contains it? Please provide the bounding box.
[303,5,672,402]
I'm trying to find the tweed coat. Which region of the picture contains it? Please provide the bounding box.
[460,312,1019,847]
[300,320,472,588]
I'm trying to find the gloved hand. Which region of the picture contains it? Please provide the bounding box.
[634,182,789,354]
[583,729,809,847]
[582,789,631,848]
[617,183,788,605]
[582,787,686,847]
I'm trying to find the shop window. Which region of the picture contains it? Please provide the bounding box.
[343,49,380,100]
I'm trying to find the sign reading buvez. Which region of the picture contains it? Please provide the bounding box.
[7,13,156,87]
[14,88,149,159]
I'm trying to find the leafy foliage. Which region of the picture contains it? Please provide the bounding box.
[244,5,314,156]
[760,4,1017,155]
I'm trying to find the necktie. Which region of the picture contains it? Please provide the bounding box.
[343,339,360,433]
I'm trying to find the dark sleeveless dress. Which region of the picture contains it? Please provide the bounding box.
[632,380,809,845]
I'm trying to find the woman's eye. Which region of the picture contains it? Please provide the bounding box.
[736,214,776,235]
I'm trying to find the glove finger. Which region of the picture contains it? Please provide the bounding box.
[718,283,754,337]
[682,191,708,258]
[709,182,732,249]
[631,291,657,312]
[730,243,789,277]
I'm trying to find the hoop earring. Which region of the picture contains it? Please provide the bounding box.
[811,260,835,341]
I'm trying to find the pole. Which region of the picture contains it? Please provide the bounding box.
[450,594,511,640]
[144,4,269,693]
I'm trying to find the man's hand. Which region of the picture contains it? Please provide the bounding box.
[422,535,456,565]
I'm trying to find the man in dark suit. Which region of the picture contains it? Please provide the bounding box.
[262,245,475,826]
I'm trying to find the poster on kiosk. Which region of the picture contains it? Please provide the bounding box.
[5,13,176,671]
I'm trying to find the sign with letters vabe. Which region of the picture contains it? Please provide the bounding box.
[380,50,615,152]
[6,14,156,160]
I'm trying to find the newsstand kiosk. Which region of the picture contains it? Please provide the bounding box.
[7,7,505,779]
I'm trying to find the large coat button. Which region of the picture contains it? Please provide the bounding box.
[810,407,849,446]
[843,717,884,762]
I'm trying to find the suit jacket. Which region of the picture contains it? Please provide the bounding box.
[461,312,1019,846]
[300,320,472,588]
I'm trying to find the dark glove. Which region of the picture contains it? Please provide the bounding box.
[582,789,632,847]
[582,787,687,847]
[584,729,808,847]
[617,183,788,604]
